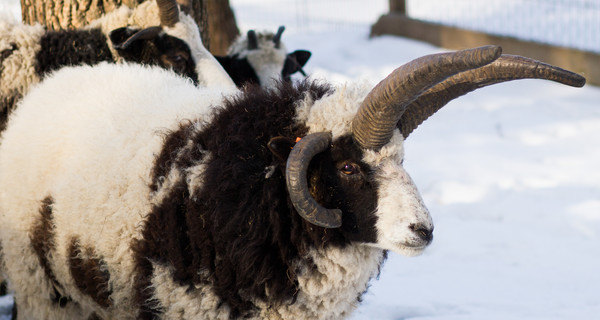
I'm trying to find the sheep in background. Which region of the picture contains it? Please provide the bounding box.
[215,26,311,87]
[0,0,233,131]
[0,46,584,319]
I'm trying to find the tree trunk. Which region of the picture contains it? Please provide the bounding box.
[205,0,239,55]
[20,0,140,30]
[20,0,239,55]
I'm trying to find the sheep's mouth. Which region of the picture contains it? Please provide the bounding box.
[395,242,429,257]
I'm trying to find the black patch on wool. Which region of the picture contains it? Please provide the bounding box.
[0,92,21,133]
[0,43,21,134]
[134,79,381,318]
[68,237,112,309]
[215,55,260,87]
[35,29,114,78]
[30,196,72,306]
[0,42,17,63]
[88,312,102,320]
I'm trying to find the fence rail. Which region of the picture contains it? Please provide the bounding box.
[377,0,600,86]
[401,0,600,54]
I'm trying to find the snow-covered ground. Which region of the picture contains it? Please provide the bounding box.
[290,31,600,320]
[1,0,600,319]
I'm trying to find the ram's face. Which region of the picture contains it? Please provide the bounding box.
[304,133,433,256]
[284,45,584,257]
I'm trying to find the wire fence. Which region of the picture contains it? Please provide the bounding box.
[406,0,600,53]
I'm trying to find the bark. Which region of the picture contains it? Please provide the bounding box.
[20,0,140,30]
[205,0,239,55]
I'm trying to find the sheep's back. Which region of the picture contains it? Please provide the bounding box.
[0,62,233,315]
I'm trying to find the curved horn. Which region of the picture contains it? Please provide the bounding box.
[113,26,163,50]
[273,26,285,49]
[247,30,258,50]
[398,54,586,137]
[157,0,180,27]
[286,132,342,228]
[352,45,502,150]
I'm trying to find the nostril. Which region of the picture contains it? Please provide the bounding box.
[409,224,433,243]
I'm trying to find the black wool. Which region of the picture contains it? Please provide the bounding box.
[35,29,114,78]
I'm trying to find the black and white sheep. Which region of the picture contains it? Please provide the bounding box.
[0,46,585,319]
[215,26,311,87]
[0,0,233,131]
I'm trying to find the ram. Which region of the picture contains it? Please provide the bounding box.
[0,0,233,131]
[215,26,311,87]
[0,46,584,320]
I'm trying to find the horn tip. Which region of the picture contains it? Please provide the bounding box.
[572,74,586,87]
[479,45,503,62]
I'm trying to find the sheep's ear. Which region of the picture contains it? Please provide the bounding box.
[289,50,311,67]
[283,50,311,77]
[268,136,296,161]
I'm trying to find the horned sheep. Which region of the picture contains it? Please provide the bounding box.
[215,26,311,87]
[0,0,234,131]
[0,46,585,319]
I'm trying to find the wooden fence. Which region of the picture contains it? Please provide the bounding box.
[371,0,600,86]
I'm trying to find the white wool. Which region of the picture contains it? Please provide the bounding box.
[0,63,235,319]
[0,18,45,109]
[363,133,434,256]
[300,81,371,138]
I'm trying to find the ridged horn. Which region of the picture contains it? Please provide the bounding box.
[352,45,502,150]
[286,132,342,228]
[273,26,285,49]
[157,0,180,27]
[247,30,258,50]
[398,54,586,137]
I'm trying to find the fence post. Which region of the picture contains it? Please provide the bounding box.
[389,0,406,15]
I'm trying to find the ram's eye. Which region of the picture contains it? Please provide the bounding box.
[340,163,359,175]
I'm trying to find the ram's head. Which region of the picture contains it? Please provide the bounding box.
[274,46,585,255]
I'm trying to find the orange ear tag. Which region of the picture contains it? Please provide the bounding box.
[295,137,302,143]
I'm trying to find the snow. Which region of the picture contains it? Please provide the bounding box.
[1,0,600,319]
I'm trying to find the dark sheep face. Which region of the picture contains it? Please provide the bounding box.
[269,134,378,244]
[109,27,199,85]
[307,135,379,243]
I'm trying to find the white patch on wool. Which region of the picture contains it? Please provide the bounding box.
[0,18,45,105]
[299,81,372,139]
[267,245,385,320]
[162,14,235,87]
[151,264,230,320]
[186,157,211,197]
[363,132,433,256]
